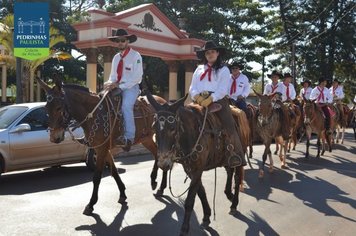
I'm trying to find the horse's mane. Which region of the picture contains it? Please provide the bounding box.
[63,84,91,94]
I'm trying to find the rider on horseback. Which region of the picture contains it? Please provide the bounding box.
[228,61,250,113]
[329,79,345,127]
[310,77,333,135]
[104,29,143,152]
[189,41,246,168]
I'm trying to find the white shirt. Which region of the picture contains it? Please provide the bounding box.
[354,95,356,103]
[299,87,313,100]
[189,64,230,102]
[280,82,296,102]
[263,82,283,95]
[329,85,344,100]
[310,86,332,103]
[107,48,143,90]
[228,73,250,100]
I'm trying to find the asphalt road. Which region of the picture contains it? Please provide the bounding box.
[0,129,356,236]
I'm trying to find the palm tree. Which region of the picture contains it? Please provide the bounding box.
[0,14,69,102]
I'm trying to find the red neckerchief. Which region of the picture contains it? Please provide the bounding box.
[317,86,325,102]
[333,86,337,96]
[200,64,212,81]
[117,47,131,82]
[230,74,239,95]
[271,83,279,93]
[284,82,290,100]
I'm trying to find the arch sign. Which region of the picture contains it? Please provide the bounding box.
[14,2,49,60]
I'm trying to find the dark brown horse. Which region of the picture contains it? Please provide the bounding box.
[37,78,167,215]
[146,93,249,236]
[333,101,350,144]
[303,100,335,158]
[254,91,290,178]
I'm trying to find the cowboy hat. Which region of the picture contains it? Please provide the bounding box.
[283,73,293,79]
[332,79,342,84]
[196,41,226,59]
[300,79,311,86]
[108,29,137,43]
[267,70,283,79]
[228,61,245,70]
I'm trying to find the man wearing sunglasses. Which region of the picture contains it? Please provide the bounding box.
[228,61,250,112]
[104,29,143,152]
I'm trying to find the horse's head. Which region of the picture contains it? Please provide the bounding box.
[37,78,70,143]
[146,92,188,171]
[303,99,316,125]
[254,89,275,121]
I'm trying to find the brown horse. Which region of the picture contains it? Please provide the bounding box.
[303,100,334,158]
[332,101,350,144]
[37,78,167,215]
[254,91,290,178]
[146,93,249,236]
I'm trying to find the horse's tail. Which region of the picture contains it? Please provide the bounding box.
[231,107,250,153]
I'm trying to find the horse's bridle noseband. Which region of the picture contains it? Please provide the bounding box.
[46,91,71,130]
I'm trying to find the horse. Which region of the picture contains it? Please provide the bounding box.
[348,105,356,140]
[254,91,290,178]
[146,92,249,236]
[332,101,350,144]
[302,100,335,158]
[37,78,168,215]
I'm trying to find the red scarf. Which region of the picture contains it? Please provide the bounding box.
[200,64,212,81]
[284,82,290,100]
[230,75,238,95]
[271,83,279,93]
[317,86,325,102]
[117,47,131,83]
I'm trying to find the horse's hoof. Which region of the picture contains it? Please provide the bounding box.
[224,191,233,201]
[258,169,264,178]
[151,181,157,190]
[279,156,283,162]
[83,205,93,216]
[274,150,278,155]
[229,208,239,216]
[269,166,274,173]
[281,164,288,169]
[239,184,244,192]
[118,196,127,204]
[292,147,296,151]
[155,189,164,197]
[200,219,211,229]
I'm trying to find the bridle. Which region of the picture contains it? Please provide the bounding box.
[46,91,71,131]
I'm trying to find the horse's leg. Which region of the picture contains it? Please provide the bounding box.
[196,181,211,228]
[268,147,274,173]
[281,140,288,168]
[259,144,269,178]
[274,139,279,155]
[305,129,311,159]
[107,151,127,204]
[316,136,321,158]
[224,167,234,201]
[180,172,202,236]
[83,151,106,215]
[230,166,243,215]
[341,126,345,144]
[142,139,167,195]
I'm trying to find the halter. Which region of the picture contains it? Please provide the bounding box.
[46,91,71,130]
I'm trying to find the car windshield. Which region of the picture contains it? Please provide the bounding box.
[0,106,28,129]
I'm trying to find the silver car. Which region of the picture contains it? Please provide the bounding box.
[0,102,95,177]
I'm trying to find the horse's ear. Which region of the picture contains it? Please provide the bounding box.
[53,74,63,89]
[145,89,163,111]
[253,89,263,98]
[36,77,51,93]
[170,93,188,112]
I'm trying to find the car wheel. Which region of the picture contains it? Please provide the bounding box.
[85,149,96,171]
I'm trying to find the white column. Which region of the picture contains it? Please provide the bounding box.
[86,63,97,92]
[1,65,7,103]
[103,62,111,83]
[166,61,178,101]
[36,70,41,101]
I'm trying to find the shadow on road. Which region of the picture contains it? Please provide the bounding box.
[75,195,215,236]
[234,211,279,236]
[0,165,125,195]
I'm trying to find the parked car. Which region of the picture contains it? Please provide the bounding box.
[0,102,95,177]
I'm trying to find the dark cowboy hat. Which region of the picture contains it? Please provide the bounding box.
[332,78,342,84]
[283,73,293,79]
[267,70,283,79]
[228,61,245,70]
[318,77,327,84]
[108,29,137,43]
[300,79,312,86]
[196,41,226,59]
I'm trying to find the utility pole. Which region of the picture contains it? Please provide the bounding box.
[15,57,23,103]
[261,56,265,93]
[291,42,297,88]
